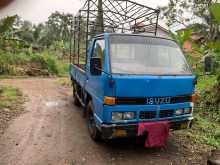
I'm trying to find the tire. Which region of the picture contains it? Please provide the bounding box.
[73,84,81,107]
[86,101,101,141]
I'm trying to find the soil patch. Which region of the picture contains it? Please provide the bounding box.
[0,87,25,135]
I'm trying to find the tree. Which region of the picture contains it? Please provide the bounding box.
[46,11,74,42]
[96,0,104,33]
[161,0,220,41]
[0,15,20,38]
[16,20,33,43]
[0,12,75,53]
[0,15,27,52]
[46,11,74,54]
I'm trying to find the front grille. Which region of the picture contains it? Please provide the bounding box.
[115,96,191,105]
[116,98,146,105]
[171,96,191,104]
[159,110,173,118]
[140,111,156,119]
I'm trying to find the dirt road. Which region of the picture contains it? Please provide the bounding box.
[0,78,207,165]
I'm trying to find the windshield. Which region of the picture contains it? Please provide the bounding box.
[110,35,192,75]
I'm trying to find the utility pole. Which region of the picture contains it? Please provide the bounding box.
[96,0,104,34]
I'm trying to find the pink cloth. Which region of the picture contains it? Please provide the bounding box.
[137,121,170,148]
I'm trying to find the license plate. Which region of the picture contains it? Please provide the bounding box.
[112,130,127,137]
[146,97,171,105]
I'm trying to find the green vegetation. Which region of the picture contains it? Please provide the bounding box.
[0,12,73,77]
[175,73,220,149]
[197,75,217,92]
[177,113,220,149]
[0,86,21,109]
[179,71,220,149]
[57,78,72,87]
[183,70,220,148]
[210,3,220,23]
[0,0,219,150]
[161,0,220,41]
[166,3,220,148]
[0,51,68,77]
[0,85,25,135]
[194,115,220,147]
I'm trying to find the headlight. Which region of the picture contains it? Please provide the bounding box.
[176,109,184,116]
[184,108,192,114]
[123,112,135,120]
[112,112,123,121]
[112,112,136,121]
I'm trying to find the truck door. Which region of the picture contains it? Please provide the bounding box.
[86,39,106,117]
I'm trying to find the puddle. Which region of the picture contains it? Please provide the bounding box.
[45,100,66,108]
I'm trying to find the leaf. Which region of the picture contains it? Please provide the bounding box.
[210,3,220,23]
[0,15,17,34]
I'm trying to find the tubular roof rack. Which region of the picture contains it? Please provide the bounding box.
[70,0,160,64]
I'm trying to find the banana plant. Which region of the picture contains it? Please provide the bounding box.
[210,3,220,23]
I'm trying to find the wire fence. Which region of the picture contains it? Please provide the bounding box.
[70,0,160,65]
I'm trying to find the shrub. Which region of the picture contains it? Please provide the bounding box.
[0,86,20,109]
[44,54,59,75]
[197,69,220,122]
[0,51,68,76]
[0,52,16,75]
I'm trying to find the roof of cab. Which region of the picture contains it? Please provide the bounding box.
[94,33,175,42]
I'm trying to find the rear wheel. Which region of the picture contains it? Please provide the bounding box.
[86,101,101,141]
[73,83,81,106]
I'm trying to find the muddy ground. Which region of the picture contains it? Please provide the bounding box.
[0,86,25,135]
[0,78,209,165]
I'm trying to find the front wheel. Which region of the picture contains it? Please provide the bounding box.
[86,101,101,141]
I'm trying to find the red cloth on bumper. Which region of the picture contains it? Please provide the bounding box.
[137,121,170,148]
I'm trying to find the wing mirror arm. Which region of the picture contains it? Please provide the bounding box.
[95,66,112,77]
[90,57,112,78]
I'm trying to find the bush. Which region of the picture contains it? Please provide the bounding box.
[0,52,16,75]
[197,70,220,122]
[43,54,59,75]
[0,51,68,76]
[30,54,47,69]
[0,86,20,109]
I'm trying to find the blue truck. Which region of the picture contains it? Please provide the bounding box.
[69,0,197,140]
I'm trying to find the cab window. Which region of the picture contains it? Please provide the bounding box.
[92,39,105,69]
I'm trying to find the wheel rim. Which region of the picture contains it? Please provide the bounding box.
[88,111,96,137]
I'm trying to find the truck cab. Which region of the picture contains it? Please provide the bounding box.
[70,33,196,140]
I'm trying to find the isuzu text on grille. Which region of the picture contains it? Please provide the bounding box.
[146,97,171,105]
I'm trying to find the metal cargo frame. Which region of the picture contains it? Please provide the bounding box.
[70,0,160,65]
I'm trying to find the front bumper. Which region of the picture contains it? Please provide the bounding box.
[100,118,193,139]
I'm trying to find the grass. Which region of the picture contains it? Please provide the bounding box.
[0,51,69,77]
[57,77,72,87]
[194,115,220,147]
[173,58,220,149]
[0,75,30,79]
[181,72,220,148]
[0,86,21,109]
[177,113,220,149]
[196,75,217,92]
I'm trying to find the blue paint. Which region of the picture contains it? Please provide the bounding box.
[69,33,196,131]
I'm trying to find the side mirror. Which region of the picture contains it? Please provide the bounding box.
[90,57,102,75]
